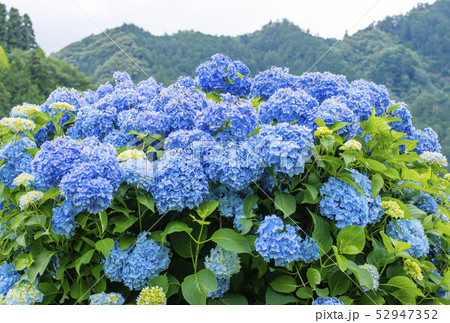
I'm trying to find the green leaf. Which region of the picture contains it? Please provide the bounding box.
[27,250,54,282]
[337,226,365,255]
[274,191,296,217]
[99,211,107,233]
[380,230,397,254]
[243,194,258,214]
[161,221,193,243]
[315,287,329,298]
[211,228,251,254]
[208,293,248,305]
[296,286,313,299]
[149,274,169,293]
[332,246,348,271]
[365,159,387,172]
[95,238,115,258]
[329,271,350,297]
[270,275,298,293]
[112,216,138,234]
[197,201,219,219]
[170,232,195,258]
[372,173,384,198]
[265,287,298,305]
[347,261,374,290]
[119,234,136,250]
[181,269,217,305]
[137,191,155,212]
[306,268,321,287]
[367,248,389,268]
[78,249,95,265]
[310,210,332,254]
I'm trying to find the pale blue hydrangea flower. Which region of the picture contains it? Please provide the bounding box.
[257,88,319,125]
[118,109,169,137]
[51,200,82,237]
[151,149,209,213]
[5,281,43,305]
[408,127,441,155]
[119,158,156,191]
[250,67,299,100]
[67,106,116,140]
[103,129,138,148]
[349,79,391,117]
[255,215,320,266]
[388,102,414,134]
[196,54,251,97]
[208,278,230,299]
[102,232,171,290]
[386,219,429,258]
[314,97,359,138]
[204,245,241,279]
[359,263,380,291]
[0,263,21,296]
[0,137,36,188]
[89,292,125,305]
[297,72,350,103]
[312,297,344,305]
[254,123,313,176]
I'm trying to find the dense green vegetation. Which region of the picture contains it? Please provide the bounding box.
[0,3,93,116]
[53,0,450,159]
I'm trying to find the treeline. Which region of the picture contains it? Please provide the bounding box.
[53,0,450,159]
[0,3,93,116]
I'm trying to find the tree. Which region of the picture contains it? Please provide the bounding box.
[20,14,36,49]
[5,7,22,49]
[0,3,6,45]
[0,44,9,69]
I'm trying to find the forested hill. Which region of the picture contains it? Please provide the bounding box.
[52,0,450,159]
[0,3,93,116]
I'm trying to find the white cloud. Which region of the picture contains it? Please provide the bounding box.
[1,0,436,54]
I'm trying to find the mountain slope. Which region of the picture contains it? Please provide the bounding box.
[52,0,450,158]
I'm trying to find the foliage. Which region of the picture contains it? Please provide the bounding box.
[0,53,449,305]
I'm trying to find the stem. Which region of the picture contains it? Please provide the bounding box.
[193,223,205,273]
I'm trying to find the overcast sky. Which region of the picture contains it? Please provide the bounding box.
[2,0,436,54]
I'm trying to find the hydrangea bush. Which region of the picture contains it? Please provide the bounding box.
[0,54,449,305]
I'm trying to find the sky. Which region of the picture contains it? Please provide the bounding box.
[2,0,437,54]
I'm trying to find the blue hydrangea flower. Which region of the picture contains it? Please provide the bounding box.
[297,72,349,103]
[118,109,169,137]
[175,76,197,88]
[389,102,414,134]
[102,232,171,290]
[257,88,319,125]
[59,138,121,213]
[205,140,264,191]
[51,200,82,237]
[32,136,83,190]
[250,67,299,100]
[103,129,139,148]
[0,263,21,296]
[34,121,56,147]
[314,97,359,138]
[255,215,320,266]
[349,79,391,116]
[196,54,251,97]
[164,129,215,151]
[415,191,439,215]
[151,149,209,213]
[408,127,441,155]
[5,281,43,305]
[341,85,375,121]
[254,123,313,176]
[82,82,114,106]
[204,245,241,279]
[386,219,429,258]
[41,87,83,114]
[0,137,36,188]
[312,297,344,305]
[119,159,156,191]
[67,106,116,140]
[208,278,230,299]
[89,292,125,305]
[198,94,257,141]
[135,77,163,109]
[320,171,382,229]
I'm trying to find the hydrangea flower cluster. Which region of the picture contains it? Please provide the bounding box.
[196,53,251,97]
[12,172,34,187]
[250,67,299,100]
[320,171,382,229]
[381,201,404,219]
[420,151,448,167]
[403,259,423,281]
[10,104,41,118]
[255,215,320,266]
[0,117,35,132]
[136,286,167,305]
[254,123,313,176]
[257,88,319,125]
[89,292,125,305]
[314,98,359,138]
[386,219,429,258]
[51,200,82,237]
[117,149,146,161]
[297,72,350,103]
[4,282,43,305]
[0,137,36,188]
[314,127,333,137]
[0,263,21,296]
[389,103,414,134]
[18,191,44,210]
[103,232,171,290]
[359,264,380,291]
[312,297,344,305]
[340,139,362,151]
